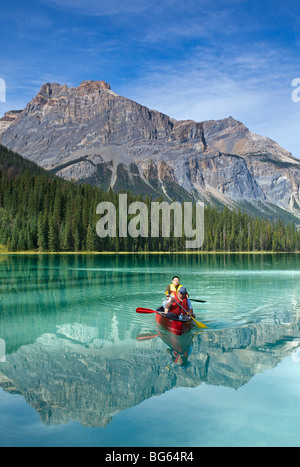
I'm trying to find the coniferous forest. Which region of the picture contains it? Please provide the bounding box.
[0,145,300,253]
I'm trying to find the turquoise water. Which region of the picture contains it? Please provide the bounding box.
[0,253,300,447]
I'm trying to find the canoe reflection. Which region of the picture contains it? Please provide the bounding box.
[158,328,194,367]
[137,325,201,367]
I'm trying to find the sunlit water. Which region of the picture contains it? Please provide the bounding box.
[0,253,300,447]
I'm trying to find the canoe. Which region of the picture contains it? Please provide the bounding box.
[155,311,194,336]
[156,326,194,355]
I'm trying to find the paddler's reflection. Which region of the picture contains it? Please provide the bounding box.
[136,332,193,367]
[158,329,194,367]
[166,347,190,367]
[136,326,200,367]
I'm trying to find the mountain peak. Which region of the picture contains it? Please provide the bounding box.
[1,80,300,218]
[39,82,69,99]
[77,80,111,93]
[38,80,112,99]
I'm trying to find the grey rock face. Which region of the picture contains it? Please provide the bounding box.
[1,81,300,216]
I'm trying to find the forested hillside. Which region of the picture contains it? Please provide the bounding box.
[0,145,299,252]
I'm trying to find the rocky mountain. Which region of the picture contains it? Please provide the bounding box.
[1,80,300,219]
[0,110,22,134]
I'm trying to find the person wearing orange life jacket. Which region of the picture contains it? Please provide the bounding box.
[165,276,188,297]
[164,287,194,319]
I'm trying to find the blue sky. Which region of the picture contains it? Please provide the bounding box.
[1,0,300,156]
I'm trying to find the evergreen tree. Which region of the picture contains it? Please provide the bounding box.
[37,211,48,252]
[74,227,81,252]
[1,143,300,253]
[86,224,95,251]
[48,215,59,252]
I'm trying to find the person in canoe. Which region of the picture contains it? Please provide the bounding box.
[165,276,189,297]
[164,287,194,319]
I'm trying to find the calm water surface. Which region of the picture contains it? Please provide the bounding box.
[0,253,300,447]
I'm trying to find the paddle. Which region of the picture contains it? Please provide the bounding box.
[136,307,159,314]
[136,332,159,341]
[136,307,207,329]
[172,299,208,329]
[166,294,206,304]
[188,315,207,329]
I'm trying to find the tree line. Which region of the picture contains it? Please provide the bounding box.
[0,145,300,252]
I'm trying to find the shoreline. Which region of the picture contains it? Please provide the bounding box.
[0,250,299,255]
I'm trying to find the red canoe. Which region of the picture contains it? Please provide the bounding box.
[155,312,194,336]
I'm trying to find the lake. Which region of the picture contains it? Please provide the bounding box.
[0,253,300,447]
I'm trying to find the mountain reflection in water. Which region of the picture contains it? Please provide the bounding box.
[1,309,300,427]
[0,254,300,429]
